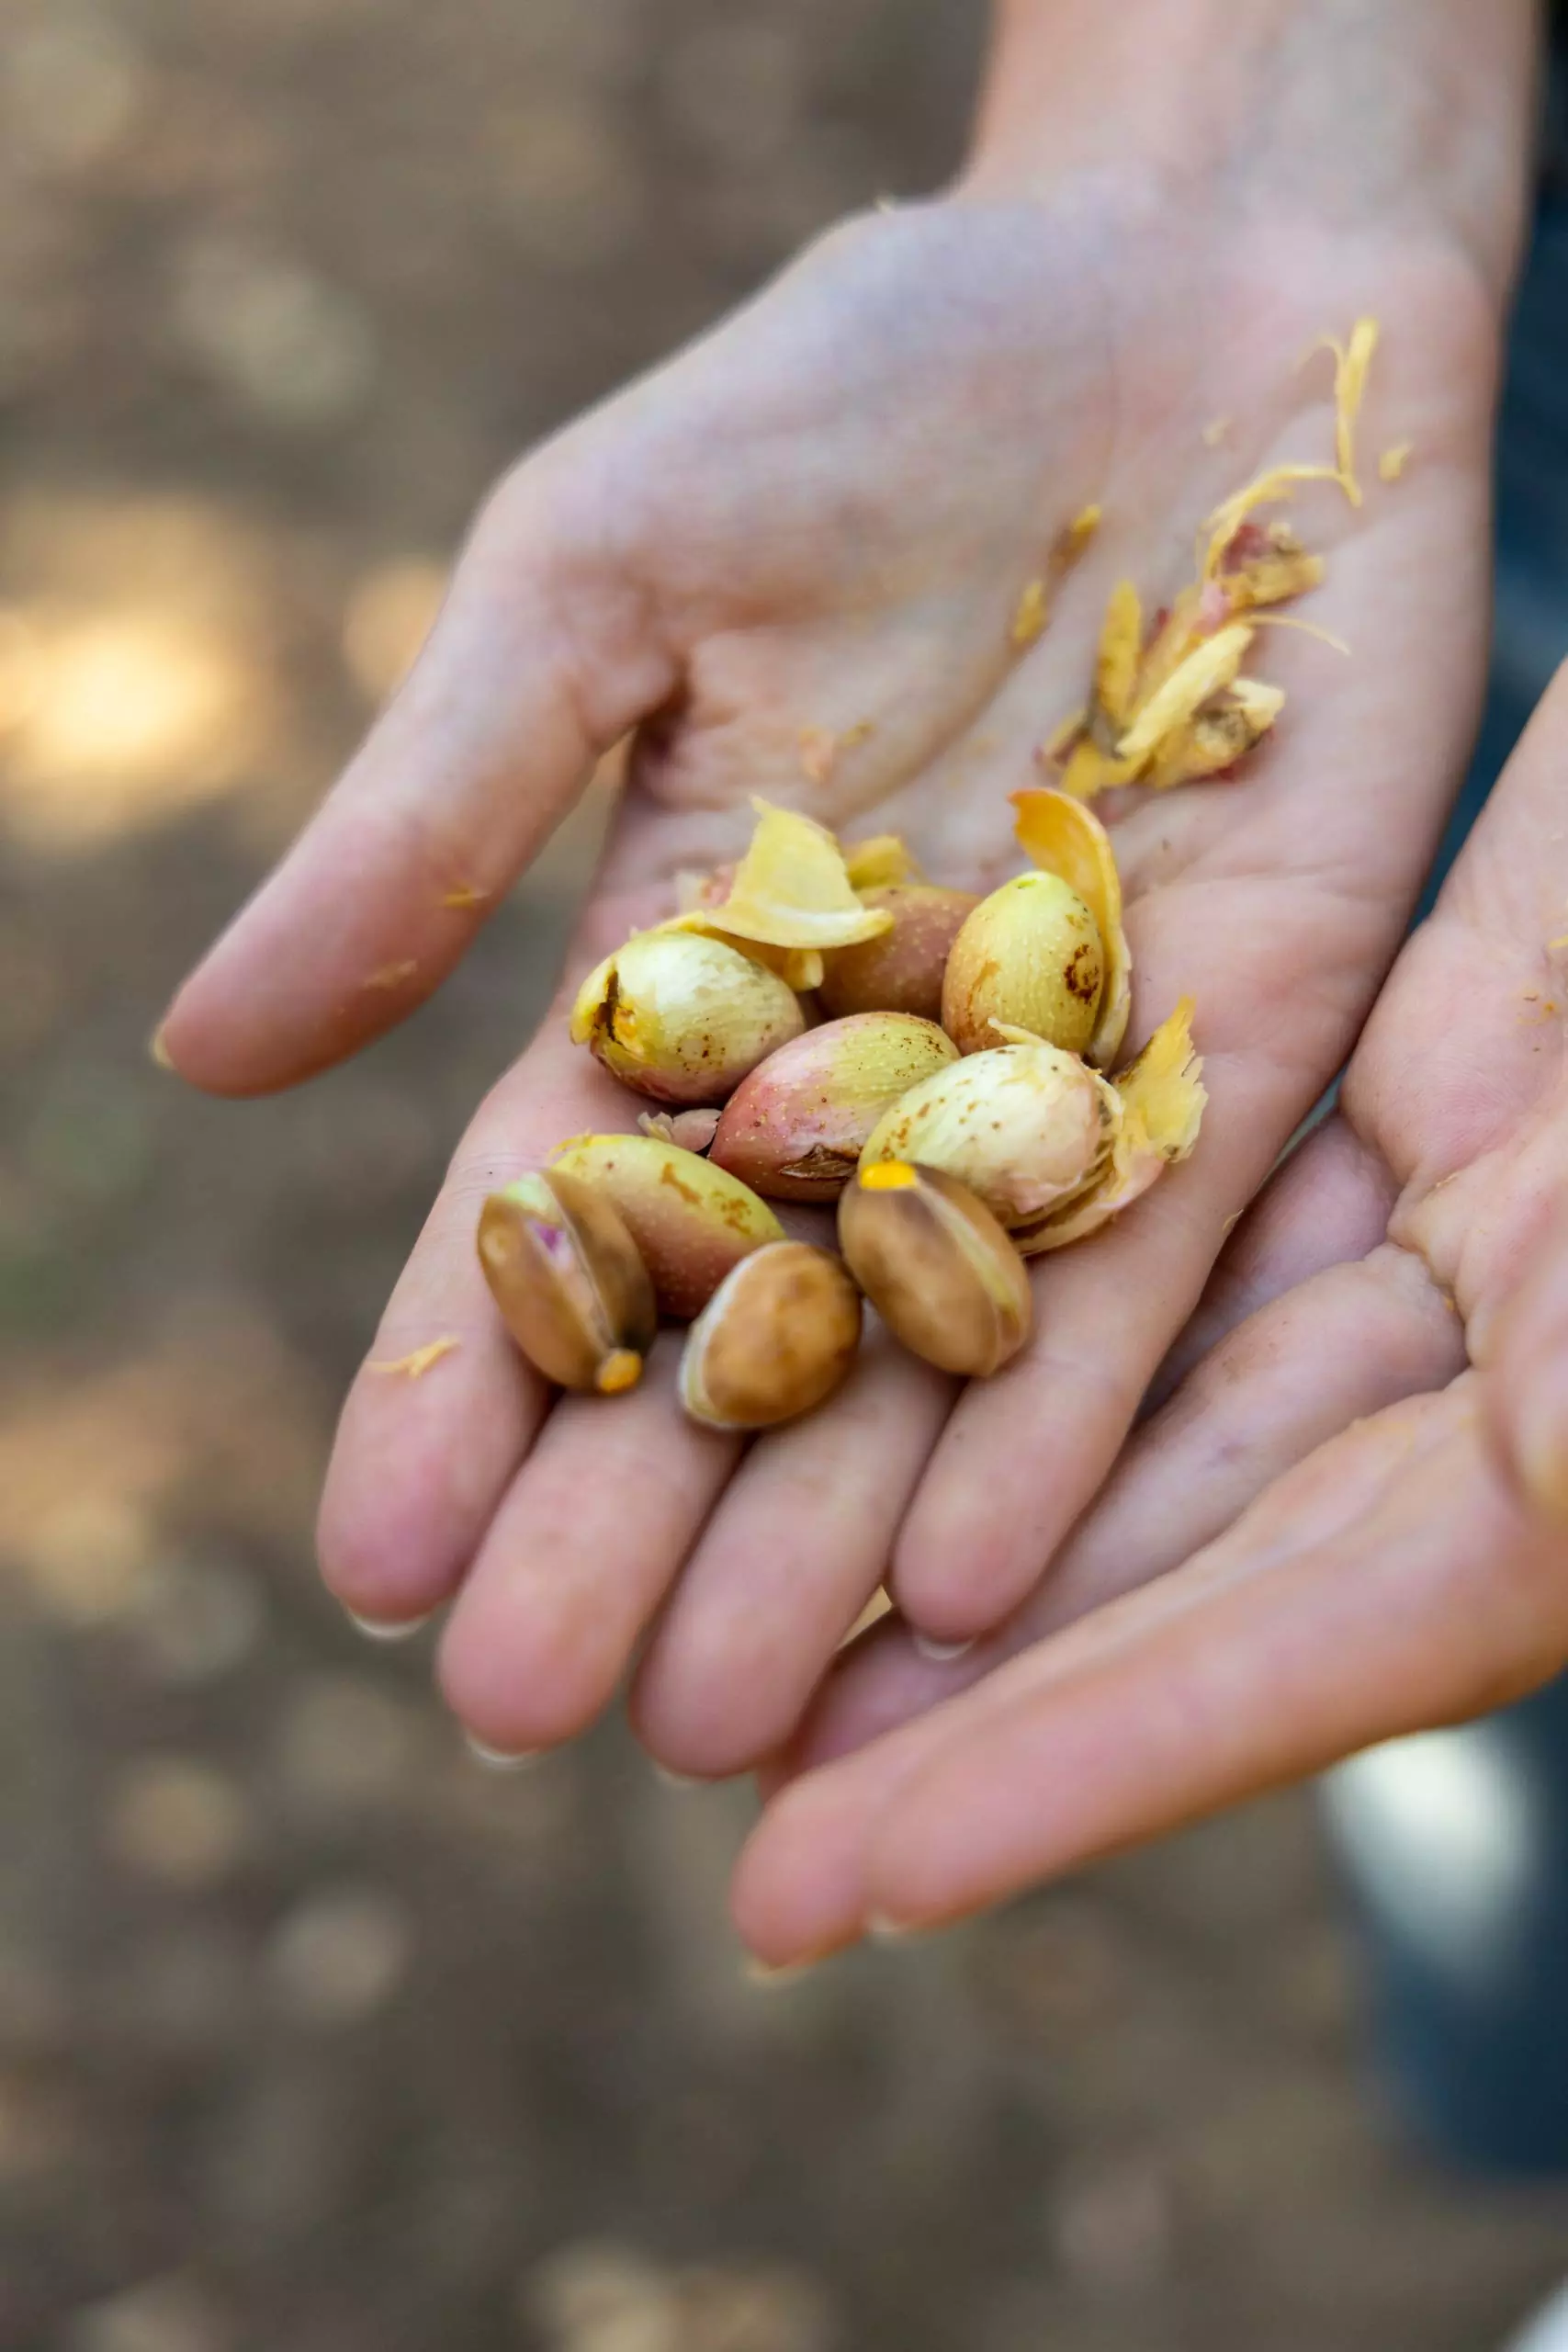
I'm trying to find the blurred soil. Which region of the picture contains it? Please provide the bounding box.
[3,3,1568,2346]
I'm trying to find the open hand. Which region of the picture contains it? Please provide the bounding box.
[734,659,1568,1966]
[159,68,1518,1770]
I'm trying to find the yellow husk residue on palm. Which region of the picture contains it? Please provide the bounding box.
[1042,318,1379,802]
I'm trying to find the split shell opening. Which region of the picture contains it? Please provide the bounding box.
[479,1170,658,1394]
[838,1161,1032,1379]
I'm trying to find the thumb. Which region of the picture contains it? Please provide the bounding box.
[154,463,676,1095]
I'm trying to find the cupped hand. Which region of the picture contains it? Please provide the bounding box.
[160,164,1506,1770]
[733,659,1568,1967]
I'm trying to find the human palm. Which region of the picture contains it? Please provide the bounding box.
[734,663,1568,1964]
[160,184,1501,1769]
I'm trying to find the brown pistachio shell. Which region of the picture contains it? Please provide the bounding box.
[858,1039,1115,1230]
[942,872,1104,1057]
[570,928,805,1106]
[547,1134,784,1318]
[817,885,977,1022]
[838,1162,1031,1378]
[679,1242,863,1431]
[709,1012,958,1202]
[477,1170,657,1395]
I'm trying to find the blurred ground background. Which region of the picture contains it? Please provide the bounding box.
[4,2,1568,2346]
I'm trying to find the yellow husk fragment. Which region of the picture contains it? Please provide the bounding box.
[1011,578,1048,648]
[1094,581,1142,729]
[1325,316,1379,504]
[1144,677,1284,791]
[1379,441,1412,483]
[369,1335,461,1379]
[843,833,922,890]
[683,800,893,952]
[1011,787,1132,1066]
[1018,999,1204,1253]
[1115,624,1253,766]
[1039,315,1378,803]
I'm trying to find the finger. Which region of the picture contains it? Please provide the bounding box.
[857,1386,1562,1937]
[436,1333,738,1757]
[886,828,1405,1645]
[780,1230,1464,1784]
[1485,1191,1568,1523]
[1142,1109,1398,1410]
[627,1327,953,1778]
[316,977,639,1631]
[734,1383,1565,1962]
[157,467,676,1095]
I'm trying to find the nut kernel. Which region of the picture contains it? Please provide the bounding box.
[679,1242,863,1430]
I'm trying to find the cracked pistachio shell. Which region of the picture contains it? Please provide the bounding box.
[679,1241,863,1430]
[570,929,805,1107]
[710,1013,959,1202]
[548,1133,784,1318]
[838,1161,1031,1378]
[478,1170,657,1395]
[942,871,1104,1057]
[858,1039,1116,1230]
[817,885,978,1023]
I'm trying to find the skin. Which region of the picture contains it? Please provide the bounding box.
[156,2,1537,1770]
[733,660,1568,1966]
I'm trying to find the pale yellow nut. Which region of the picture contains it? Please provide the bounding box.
[942,872,1104,1058]
[1015,998,1205,1253]
[710,1012,958,1202]
[838,1161,1031,1378]
[858,1039,1116,1230]
[570,928,805,1107]
[679,1241,863,1430]
[547,1134,784,1318]
[1011,786,1132,1067]
[477,1170,657,1393]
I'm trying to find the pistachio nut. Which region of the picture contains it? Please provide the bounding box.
[817,885,978,1023]
[570,927,805,1106]
[477,1169,657,1395]
[838,1161,1031,1378]
[858,1038,1117,1230]
[709,1012,959,1202]
[942,872,1105,1057]
[548,1133,784,1318]
[679,1241,863,1431]
[1011,786,1132,1066]
[1016,998,1205,1253]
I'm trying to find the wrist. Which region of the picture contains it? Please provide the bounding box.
[962,0,1541,304]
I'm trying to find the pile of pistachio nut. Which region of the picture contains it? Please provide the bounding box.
[477,792,1205,1432]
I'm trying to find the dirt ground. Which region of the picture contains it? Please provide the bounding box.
[4,3,1568,2346]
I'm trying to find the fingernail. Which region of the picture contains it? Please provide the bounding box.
[743,1955,818,1987]
[344,1606,433,1642]
[865,1910,921,1942]
[149,1023,176,1072]
[911,1634,974,1663]
[464,1733,540,1770]
[652,1763,703,1789]
[1514,1391,1568,1523]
